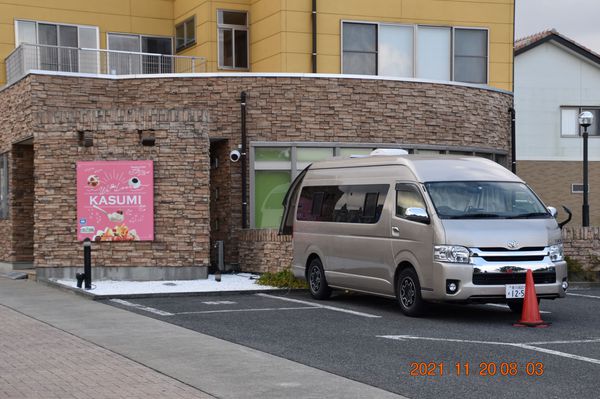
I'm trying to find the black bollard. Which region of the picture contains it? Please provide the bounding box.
[83,238,92,290]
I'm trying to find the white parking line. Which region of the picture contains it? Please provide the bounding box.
[485,303,551,314]
[378,335,600,366]
[568,293,600,299]
[256,293,382,318]
[110,299,174,316]
[526,339,600,345]
[202,301,237,305]
[175,306,320,315]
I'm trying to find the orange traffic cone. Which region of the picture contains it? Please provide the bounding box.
[513,269,550,327]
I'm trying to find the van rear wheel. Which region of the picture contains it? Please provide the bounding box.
[397,268,425,317]
[307,258,331,300]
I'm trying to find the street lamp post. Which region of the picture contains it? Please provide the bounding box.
[578,111,594,227]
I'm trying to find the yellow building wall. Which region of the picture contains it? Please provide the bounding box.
[174,0,251,72]
[0,0,514,90]
[248,0,514,91]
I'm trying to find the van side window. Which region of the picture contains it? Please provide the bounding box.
[396,184,426,218]
[297,184,388,223]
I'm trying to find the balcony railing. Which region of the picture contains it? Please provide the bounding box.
[5,43,207,86]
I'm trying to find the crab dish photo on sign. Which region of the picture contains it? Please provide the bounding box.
[76,160,154,242]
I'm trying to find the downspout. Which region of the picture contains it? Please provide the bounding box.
[510,0,516,174]
[312,0,317,73]
[241,91,248,229]
[509,107,516,173]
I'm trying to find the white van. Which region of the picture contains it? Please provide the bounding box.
[279,154,568,316]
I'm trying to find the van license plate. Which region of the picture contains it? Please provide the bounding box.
[505,284,526,299]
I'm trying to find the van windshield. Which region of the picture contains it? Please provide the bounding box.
[424,181,551,219]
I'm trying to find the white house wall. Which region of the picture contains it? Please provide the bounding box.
[515,41,600,161]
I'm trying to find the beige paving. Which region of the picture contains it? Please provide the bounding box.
[0,304,214,399]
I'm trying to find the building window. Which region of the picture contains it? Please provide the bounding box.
[416,26,451,81]
[379,24,414,77]
[342,22,377,75]
[341,22,488,84]
[0,153,8,219]
[176,17,196,52]
[217,10,248,69]
[454,28,488,84]
[571,184,584,194]
[561,107,600,137]
[251,143,506,229]
[107,33,173,74]
[15,20,99,73]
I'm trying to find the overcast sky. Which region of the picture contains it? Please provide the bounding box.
[515,0,600,52]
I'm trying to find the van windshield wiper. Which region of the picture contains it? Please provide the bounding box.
[507,212,550,219]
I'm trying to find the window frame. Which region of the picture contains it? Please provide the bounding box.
[394,182,428,220]
[340,20,488,84]
[106,32,173,55]
[452,26,489,85]
[341,21,379,75]
[0,153,8,220]
[175,16,196,52]
[106,32,173,74]
[217,9,249,70]
[15,19,100,49]
[14,19,100,73]
[560,106,600,138]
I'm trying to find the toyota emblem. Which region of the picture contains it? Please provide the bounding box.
[507,241,519,250]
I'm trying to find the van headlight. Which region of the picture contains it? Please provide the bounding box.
[434,245,470,264]
[549,244,564,262]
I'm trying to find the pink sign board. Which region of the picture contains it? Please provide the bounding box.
[77,161,154,241]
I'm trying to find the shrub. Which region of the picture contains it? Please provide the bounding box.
[257,268,308,289]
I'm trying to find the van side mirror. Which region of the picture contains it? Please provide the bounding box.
[405,207,430,224]
[547,206,557,218]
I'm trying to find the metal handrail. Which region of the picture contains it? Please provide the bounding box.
[5,43,207,86]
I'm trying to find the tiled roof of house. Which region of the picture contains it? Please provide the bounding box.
[515,29,600,66]
[514,29,556,52]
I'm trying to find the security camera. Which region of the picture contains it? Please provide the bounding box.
[229,149,241,162]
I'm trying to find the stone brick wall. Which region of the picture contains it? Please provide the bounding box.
[0,73,512,277]
[29,109,211,273]
[238,229,292,273]
[562,227,600,277]
[0,77,34,264]
[517,160,600,227]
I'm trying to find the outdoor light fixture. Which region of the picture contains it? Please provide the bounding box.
[78,130,93,147]
[578,111,593,227]
[139,130,156,146]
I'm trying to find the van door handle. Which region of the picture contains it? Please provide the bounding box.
[391,227,400,237]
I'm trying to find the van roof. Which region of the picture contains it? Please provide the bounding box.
[309,155,521,183]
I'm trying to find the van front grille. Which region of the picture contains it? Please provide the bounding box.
[472,272,556,285]
[480,255,545,262]
[477,247,545,252]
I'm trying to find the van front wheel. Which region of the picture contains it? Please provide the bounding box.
[308,258,331,300]
[397,268,425,317]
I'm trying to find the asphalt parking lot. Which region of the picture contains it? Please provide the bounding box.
[104,286,600,399]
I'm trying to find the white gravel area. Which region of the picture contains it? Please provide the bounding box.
[52,273,279,295]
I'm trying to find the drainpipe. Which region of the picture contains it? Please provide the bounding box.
[312,0,317,73]
[241,91,248,229]
[509,107,516,173]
